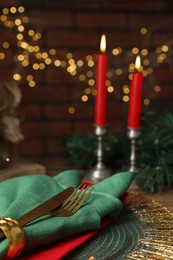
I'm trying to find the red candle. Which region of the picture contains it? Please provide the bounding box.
[94,34,107,126]
[128,55,143,129]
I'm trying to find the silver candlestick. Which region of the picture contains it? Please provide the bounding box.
[85,126,112,184]
[127,128,141,172]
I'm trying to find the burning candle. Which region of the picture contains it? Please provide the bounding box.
[94,34,107,126]
[128,55,143,129]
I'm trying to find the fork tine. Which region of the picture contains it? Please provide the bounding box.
[64,185,88,211]
[51,185,93,217]
[71,186,93,213]
[64,185,86,210]
[61,184,83,208]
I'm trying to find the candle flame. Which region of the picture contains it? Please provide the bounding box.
[100,34,106,53]
[135,55,141,71]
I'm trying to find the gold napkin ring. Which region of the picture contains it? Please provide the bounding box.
[0,217,25,259]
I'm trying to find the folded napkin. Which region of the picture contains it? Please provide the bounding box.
[0,170,135,259]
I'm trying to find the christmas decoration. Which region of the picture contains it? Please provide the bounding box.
[136,111,173,193]
[0,82,24,168]
[65,111,173,193]
[1,3,173,191]
[64,132,125,171]
[0,3,171,116]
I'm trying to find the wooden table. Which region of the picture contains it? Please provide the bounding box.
[0,158,46,181]
[129,183,173,212]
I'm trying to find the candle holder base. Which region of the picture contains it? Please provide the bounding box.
[86,162,112,184]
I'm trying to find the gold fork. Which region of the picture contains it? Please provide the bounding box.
[50,184,93,217]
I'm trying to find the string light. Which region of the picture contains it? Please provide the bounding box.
[0,52,5,59]
[10,7,17,14]
[13,73,22,81]
[154,85,161,92]
[144,99,150,105]
[28,80,36,87]
[85,88,91,94]
[0,5,171,115]
[140,27,148,35]
[123,95,129,102]
[141,49,148,56]
[107,86,114,93]
[54,59,61,66]
[2,8,9,15]
[81,95,88,102]
[68,106,75,114]
[132,47,139,54]
[123,85,130,94]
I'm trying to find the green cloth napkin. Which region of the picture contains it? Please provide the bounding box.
[0,170,135,259]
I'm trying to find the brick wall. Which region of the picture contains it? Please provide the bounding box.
[0,0,173,159]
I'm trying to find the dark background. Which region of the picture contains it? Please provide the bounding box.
[0,0,173,160]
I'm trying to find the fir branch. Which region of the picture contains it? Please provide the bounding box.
[136,112,173,192]
[64,133,125,170]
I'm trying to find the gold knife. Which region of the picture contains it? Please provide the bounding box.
[0,186,75,240]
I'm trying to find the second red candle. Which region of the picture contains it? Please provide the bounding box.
[128,66,143,129]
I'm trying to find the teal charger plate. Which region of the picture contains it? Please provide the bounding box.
[65,192,173,260]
